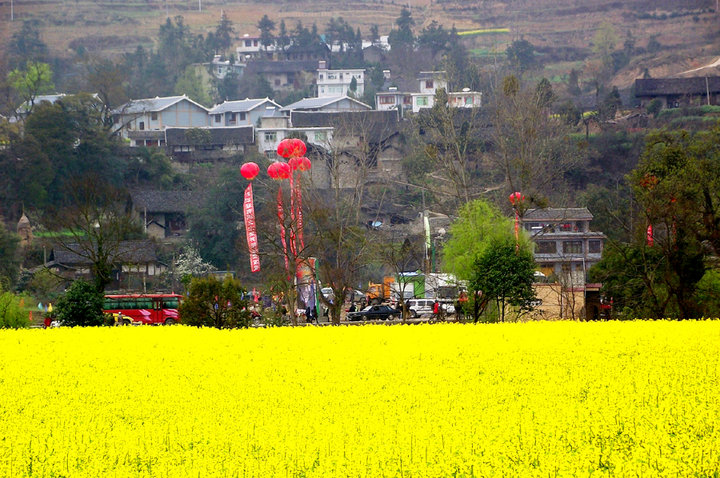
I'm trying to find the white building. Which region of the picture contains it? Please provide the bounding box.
[255,116,333,155]
[236,33,277,60]
[317,61,365,98]
[208,98,281,127]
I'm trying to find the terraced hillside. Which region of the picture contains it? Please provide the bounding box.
[0,0,719,87]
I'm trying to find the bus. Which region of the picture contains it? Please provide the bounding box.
[103,294,182,325]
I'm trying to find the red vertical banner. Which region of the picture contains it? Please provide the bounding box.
[647,224,654,246]
[243,183,260,272]
[296,175,304,249]
[288,174,297,258]
[277,187,289,273]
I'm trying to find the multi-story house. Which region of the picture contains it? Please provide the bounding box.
[243,60,317,93]
[111,95,210,146]
[236,34,276,60]
[375,71,481,113]
[208,98,281,127]
[521,207,605,286]
[316,61,365,98]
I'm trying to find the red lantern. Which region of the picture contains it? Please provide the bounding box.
[277,139,294,159]
[276,162,291,179]
[298,157,312,172]
[267,162,280,179]
[240,162,260,180]
[288,156,302,171]
[509,191,525,206]
[291,138,307,157]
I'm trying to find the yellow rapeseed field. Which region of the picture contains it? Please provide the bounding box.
[0,321,719,477]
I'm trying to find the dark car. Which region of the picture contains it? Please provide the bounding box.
[347,305,401,321]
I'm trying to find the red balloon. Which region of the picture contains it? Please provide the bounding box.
[298,157,312,172]
[291,138,307,157]
[277,162,291,179]
[288,156,302,171]
[277,139,294,159]
[508,191,525,206]
[240,162,260,180]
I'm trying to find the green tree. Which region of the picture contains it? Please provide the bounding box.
[442,199,523,281]
[470,236,537,322]
[214,11,235,54]
[0,290,29,329]
[7,61,54,116]
[505,39,536,73]
[388,7,414,50]
[55,279,105,327]
[179,275,251,328]
[174,66,212,107]
[8,20,49,66]
[417,21,449,58]
[0,225,21,288]
[257,15,276,52]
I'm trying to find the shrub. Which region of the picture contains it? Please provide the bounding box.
[0,291,30,328]
[179,275,252,329]
[55,280,105,327]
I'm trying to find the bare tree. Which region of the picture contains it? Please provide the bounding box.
[492,75,584,204]
[408,88,493,212]
[47,176,141,292]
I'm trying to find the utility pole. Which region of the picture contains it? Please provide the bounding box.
[11,0,14,21]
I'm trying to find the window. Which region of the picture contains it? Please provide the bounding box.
[253,40,258,46]
[416,96,428,107]
[589,240,602,253]
[319,74,324,80]
[264,132,277,142]
[239,112,246,121]
[426,80,434,89]
[340,73,344,80]
[315,131,327,141]
[214,114,222,123]
[139,121,145,130]
[536,241,557,253]
[562,241,583,254]
[275,78,281,86]
[380,96,395,105]
[151,112,158,120]
[227,112,236,125]
[403,96,412,105]
[245,39,252,47]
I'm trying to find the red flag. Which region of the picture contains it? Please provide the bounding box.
[647,224,654,246]
[243,183,260,272]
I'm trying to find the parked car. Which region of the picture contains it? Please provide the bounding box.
[347,305,400,321]
[406,299,455,317]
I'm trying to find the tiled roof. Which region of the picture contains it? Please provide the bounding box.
[635,77,720,97]
[208,98,279,114]
[282,96,372,112]
[131,190,204,213]
[523,208,593,221]
[164,126,254,146]
[244,59,318,74]
[112,96,208,115]
[291,110,400,143]
[51,240,159,266]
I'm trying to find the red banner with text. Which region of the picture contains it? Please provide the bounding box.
[244,183,260,272]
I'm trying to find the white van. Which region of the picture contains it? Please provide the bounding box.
[406,299,455,317]
[406,299,434,317]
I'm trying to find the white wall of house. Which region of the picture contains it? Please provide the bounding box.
[255,127,333,155]
[317,67,365,98]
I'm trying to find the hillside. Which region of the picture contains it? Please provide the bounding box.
[1,0,719,89]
